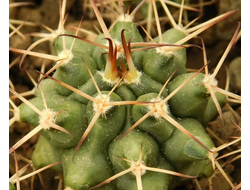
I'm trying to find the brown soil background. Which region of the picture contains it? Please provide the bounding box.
[9,0,241,190]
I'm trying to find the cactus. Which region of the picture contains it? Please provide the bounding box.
[9,0,241,190]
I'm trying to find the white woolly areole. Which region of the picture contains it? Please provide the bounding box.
[50,29,64,41]
[123,70,142,85]
[98,71,120,85]
[147,98,169,120]
[93,94,113,115]
[117,14,134,22]
[131,160,146,176]
[155,45,176,57]
[39,108,56,130]
[64,187,74,190]
[57,49,74,65]
[203,74,218,91]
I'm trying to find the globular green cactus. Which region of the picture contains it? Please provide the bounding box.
[9,0,241,190]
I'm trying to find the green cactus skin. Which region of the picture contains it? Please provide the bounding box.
[85,91,126,148]
[53,32,96,56]
[110,20,144,43]
[62,91,126,190]
[126,72,169,97]
[32,135,64,174]
[166,72,210,123]
[162,118,214,178]
[62,145,116,190]
[52,52,98,96]
[107,93,179,190]
[19,92,88,149]
[68,72,114,104]
[166,72,228,126]
[109,130,175,190]
[14,3,229,189]
[131,93,175,144]
[40,99,87,149]
[91,41,110,71]
[202,92,227,126]
[143,28,187,84]
[110,130,160,175]
[9,183,16,190]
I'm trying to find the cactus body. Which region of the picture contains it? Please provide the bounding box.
[143,28,187,84]
[13,2,231,189]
